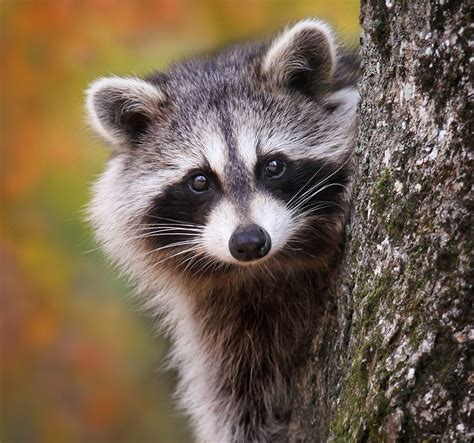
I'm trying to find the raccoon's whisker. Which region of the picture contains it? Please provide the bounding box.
[121,224,204,238]
[285,159,331,209]
[181,260,194,275]
[130,229,203,242]
[83,246,105,255]
[291,183,348,212]
[125,232,201,242]
[262,263,276,283]
[288,155,352,210]
[144,240,202,256]
[214,261,226,274]
[124,219,204,229]
[120,225,204,240]
[295,226,333,245]
[189,255,221,281]
[247,264,259,285]
[196,257,218,275]
[181,245,217,275]
[185,253,210,274]
[283,244,304,252]
[144,215,205,228]
[147,246,202,271]
[299,201,347,219]
[291,204,336,222]
[202,257,221,275]
[136,226,204,232]
[140,224,204,231]
[299,250,318,259]
[298,221,331,234]
[288,180,329,210]
[292,208,336,223]
[284,238,319,259]
[133,226,204,234]
[180,253,199,274]
[207,257,220,273]
[290,179,348,211]
[146,231,201,236]
[177,254,204,272]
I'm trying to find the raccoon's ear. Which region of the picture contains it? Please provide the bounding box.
[85,76,165,148]
[262,19,337,95]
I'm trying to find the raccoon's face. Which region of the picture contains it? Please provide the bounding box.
[86,20,358,284]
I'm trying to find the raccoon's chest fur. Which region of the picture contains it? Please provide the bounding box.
[176,270,327,442]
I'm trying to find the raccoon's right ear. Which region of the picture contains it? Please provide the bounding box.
[262,19,337,96]
[85,76,165,149]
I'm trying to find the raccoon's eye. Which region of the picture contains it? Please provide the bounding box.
[264,159,286,179]
[189,174,210,192]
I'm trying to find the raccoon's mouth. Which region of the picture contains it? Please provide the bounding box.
[228,224,272,263]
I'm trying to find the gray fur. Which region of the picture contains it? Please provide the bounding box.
[86,19,359,442]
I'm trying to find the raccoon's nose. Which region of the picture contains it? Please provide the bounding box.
[229,224,271,262]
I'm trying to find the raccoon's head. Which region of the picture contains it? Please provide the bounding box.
[86,20,358,287]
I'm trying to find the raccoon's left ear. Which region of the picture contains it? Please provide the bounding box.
[85,76,165,149]
[262,19,337,95]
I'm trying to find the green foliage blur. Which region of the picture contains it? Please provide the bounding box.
[1,1,359,441]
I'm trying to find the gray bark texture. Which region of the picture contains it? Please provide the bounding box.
[288,1,472,441]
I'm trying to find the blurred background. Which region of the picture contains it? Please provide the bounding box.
[1,1,359,442]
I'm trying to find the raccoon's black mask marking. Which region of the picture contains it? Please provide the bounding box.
[145,166,222,241]
[256,156,349,210]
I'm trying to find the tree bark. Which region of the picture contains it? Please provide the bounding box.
[288,1,472,441]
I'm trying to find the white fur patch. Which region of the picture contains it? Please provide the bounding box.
[200,128,227,180]
[236,127,258,171]
[202,200,239,263]
[250,192,296,256]
[325,87,359,113]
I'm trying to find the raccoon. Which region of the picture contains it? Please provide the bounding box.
[86,19,359,443]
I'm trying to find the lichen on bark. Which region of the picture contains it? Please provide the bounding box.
[288,1,472,441]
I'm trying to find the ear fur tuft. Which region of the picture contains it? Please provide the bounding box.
[262,19,337,95]
[85,76,165,147]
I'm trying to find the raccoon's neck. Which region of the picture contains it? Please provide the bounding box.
[183,269,327,442]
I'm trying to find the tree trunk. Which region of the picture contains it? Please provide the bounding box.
[288,1,472,441]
